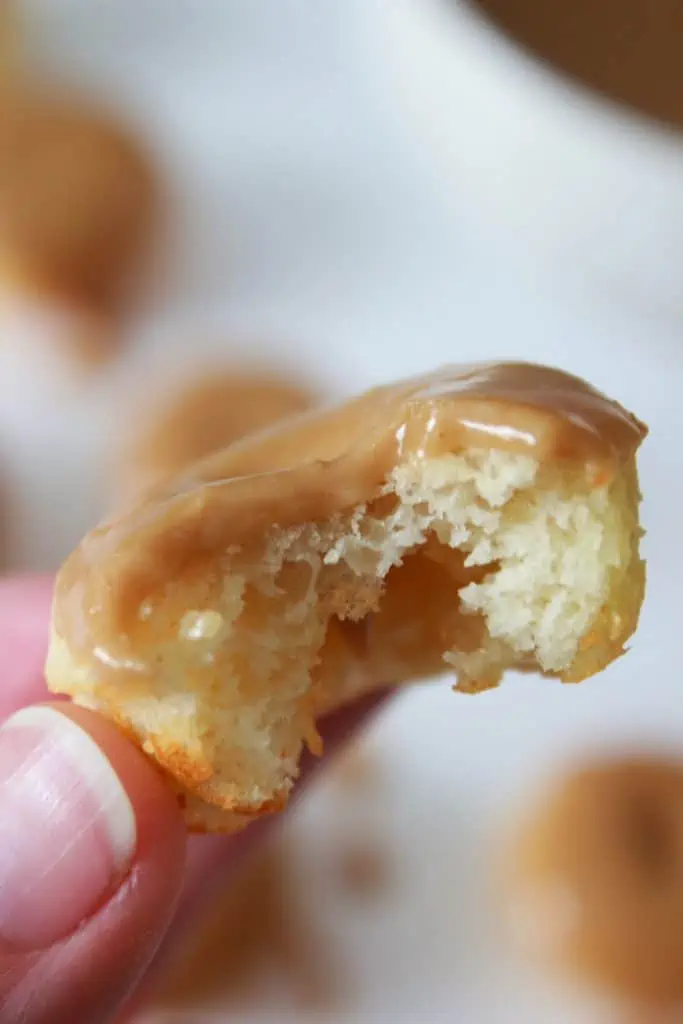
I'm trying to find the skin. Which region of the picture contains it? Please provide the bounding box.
[0,575,388,1023]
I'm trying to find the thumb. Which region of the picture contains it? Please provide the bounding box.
[0,703,186,1023]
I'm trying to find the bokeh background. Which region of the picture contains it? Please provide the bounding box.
[4,1,683,1020]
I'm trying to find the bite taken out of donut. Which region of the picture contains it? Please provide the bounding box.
[46,361,647,832]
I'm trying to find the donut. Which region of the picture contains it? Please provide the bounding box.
[45,362,647,831]
[0,86,157,341]
[116,369,317,502]
[503,757,683,1009]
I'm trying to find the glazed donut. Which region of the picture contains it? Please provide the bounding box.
[45,362,647,831]
[503,757,683,1009]
[0,86,157,353]
[116,369,317,502]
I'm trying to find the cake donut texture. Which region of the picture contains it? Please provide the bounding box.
[46,362,647,831]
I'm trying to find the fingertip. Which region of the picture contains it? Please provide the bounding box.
[0,573,54,626]
[55,702,187,875]
[0,573,54,719]
[0,702,185,952]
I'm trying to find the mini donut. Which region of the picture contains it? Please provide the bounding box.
[0,86,157,352]
[503,757,683,1009]
[45,362,647,832]
[116,369,317,502]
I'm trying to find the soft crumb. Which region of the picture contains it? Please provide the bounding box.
[46,444,645,831]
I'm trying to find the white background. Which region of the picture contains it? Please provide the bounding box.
[10,2,683,1020]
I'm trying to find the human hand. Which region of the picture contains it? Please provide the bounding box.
[0,575,386,1023]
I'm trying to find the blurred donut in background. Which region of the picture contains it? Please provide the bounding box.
[330,738,380,794]
[0,1,18,85]
[335,842,390,899]
[0,85,158,368]
[473,0,683,130]
[153,838,341,1013]
[502,756,683,1012]
[115,367,318,502]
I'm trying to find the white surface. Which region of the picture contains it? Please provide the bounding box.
[10,2,683,1021]
[372,0,683,321]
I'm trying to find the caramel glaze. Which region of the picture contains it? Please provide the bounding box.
[506,758,683,1007]
[54,362,646,676]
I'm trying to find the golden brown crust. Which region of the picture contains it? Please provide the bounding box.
[107,698,285,823]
